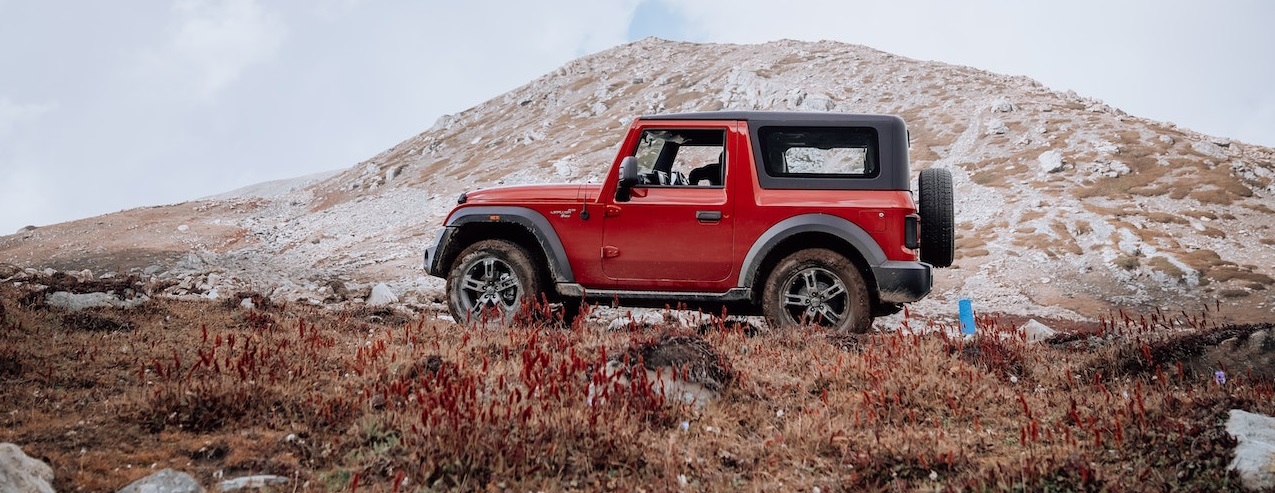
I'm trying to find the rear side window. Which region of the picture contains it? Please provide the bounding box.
[758,126,879,178]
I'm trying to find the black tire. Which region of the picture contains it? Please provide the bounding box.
[446,239,542,327]
[559,297,585,328]
[762,248,872,333]
[918,167,955,268]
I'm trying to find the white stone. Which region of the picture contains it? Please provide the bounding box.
[1037,150,1065,173]
[118,468,204,493]
[1020,319,1057,344]
[367,283,398,306]
[0,443,55,493]
[1192,140,1228,160]
[986,119,1008,135]
[45,291,148,311]
[1227,409,1275,491]
[220,474,289,492]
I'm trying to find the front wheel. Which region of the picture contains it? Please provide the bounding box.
[446,240,542,326]
[762,249,872,333]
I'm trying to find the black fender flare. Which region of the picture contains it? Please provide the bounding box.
[738,213,886,290]
[439,206,575,283]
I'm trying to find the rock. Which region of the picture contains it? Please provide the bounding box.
[1020,319,1057,343]
[366,283,398,306]
[327,279,351,301]
[592,334,734,407]
[0,263,22,280]
[986,118,1008,135]
[117,467,203,493]
[1158,134,1175,145]
[0,443,54,493]
[44,291,149,312]
[1200,328,1275,381]
[992,97,1015,112]
[1227,409,1275,491]
[1191,140,1228,160]
[239,297,255,310]
[219,474,289,492]
[605,309,705,331]
[1037,150,1065,173]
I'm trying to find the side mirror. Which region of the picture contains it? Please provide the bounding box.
[616,156,639,202]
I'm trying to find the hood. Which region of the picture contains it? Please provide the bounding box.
[459,183,602,205]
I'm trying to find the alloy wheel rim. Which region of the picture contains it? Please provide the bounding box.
[781,267,848,326]
[458,257,522,321]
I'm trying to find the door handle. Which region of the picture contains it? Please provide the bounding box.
[696,210,722,222]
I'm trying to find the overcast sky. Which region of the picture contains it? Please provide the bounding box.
[2,0,1272,234]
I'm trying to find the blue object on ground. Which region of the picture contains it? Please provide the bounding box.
[959,298,976,335]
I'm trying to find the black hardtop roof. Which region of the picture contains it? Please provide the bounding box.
[638,111,903,124]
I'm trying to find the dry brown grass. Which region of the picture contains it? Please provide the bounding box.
[1114,255,1141,270]
[969,163,1027,189]
[954,227,991,259]
[1146,256,1186,281]
[1246,203,1275,214]
[1168,248,1274,288]
[1143,212,1187,224]
[1,284,1270,492]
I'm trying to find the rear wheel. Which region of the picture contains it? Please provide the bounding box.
[446,240,542,326]
[762,248,872,333]
[918,167,955,267]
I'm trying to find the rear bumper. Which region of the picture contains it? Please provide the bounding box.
[872,261,932,303]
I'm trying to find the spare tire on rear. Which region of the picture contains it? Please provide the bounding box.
[918,167,955,268]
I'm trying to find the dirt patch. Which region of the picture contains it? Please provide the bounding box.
[1086,323,1275,381]
[61,311,133,332]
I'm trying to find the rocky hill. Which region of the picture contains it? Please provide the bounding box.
[2,38,1272,324]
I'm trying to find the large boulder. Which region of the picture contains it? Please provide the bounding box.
[0,443,54,493]
[44,291,149,311]
[1227,409,1275,491]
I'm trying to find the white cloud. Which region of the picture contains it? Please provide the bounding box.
[135,0,286,100]
[0,98,57,137]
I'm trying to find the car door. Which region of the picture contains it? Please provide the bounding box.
[600,124,735,289]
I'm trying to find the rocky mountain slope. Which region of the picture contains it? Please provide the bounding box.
[2,38,1272,324]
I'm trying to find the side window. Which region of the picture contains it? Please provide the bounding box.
[632,128,726,186]
[758,126,879,178]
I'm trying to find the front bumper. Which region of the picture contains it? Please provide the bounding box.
[423,227,457,277]
[872,261,933,303]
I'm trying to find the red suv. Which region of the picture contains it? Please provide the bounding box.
[425,111,953,332]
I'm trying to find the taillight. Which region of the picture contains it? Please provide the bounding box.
[905,214,919,250]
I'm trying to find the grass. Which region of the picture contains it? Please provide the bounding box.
[1,283,1272,492]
